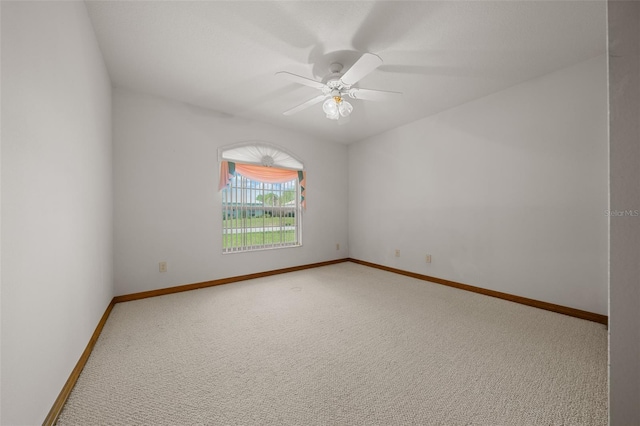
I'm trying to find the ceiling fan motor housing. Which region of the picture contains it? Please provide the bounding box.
[328,62,344,74]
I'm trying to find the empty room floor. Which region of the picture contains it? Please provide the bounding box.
[57,262,607,425]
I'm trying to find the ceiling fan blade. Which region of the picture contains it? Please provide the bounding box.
[349,87,402,101]
[276,71,326,90]
[282,94,327,116]
[340,53,383,86]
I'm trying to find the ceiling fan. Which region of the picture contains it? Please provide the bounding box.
[276,53,401,121]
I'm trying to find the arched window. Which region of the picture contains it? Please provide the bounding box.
[218,142,305,253]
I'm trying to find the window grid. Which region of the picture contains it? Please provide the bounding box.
[222,174,301,253]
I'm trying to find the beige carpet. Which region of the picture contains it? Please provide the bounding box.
[57,262,608,425]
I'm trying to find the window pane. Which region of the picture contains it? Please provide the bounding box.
[222,173,301,253]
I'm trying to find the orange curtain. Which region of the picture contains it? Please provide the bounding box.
[218,160,232,191]
[234,163,298,183]
[219,161,306,208]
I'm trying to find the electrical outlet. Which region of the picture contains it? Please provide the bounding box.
[425,254,432,264]
[395,249,400,257]
[159,261,167,273]
[336,243,340,250]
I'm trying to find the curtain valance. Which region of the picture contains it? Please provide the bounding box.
[218,142,306,208]
[219,161,306,209]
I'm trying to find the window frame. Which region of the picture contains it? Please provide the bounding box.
[221,168,303,254]
[218,142,306,254]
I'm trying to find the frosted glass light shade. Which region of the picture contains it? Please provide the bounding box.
[339,101,353,117]
[326,110,340,120]
[322,96,353,120]
[322,98,338,115]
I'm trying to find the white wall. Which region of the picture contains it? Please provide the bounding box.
[0,1,3,422]
[0,2,3,422]
[608,1,640,423]
[113,89,348,296]
[1,2,113,424]
[348,55,608,315]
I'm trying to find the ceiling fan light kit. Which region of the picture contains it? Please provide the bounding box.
[322,91,353,120]
[277,53,401,122]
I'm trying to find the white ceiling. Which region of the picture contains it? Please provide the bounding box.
[85,1,606,144]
